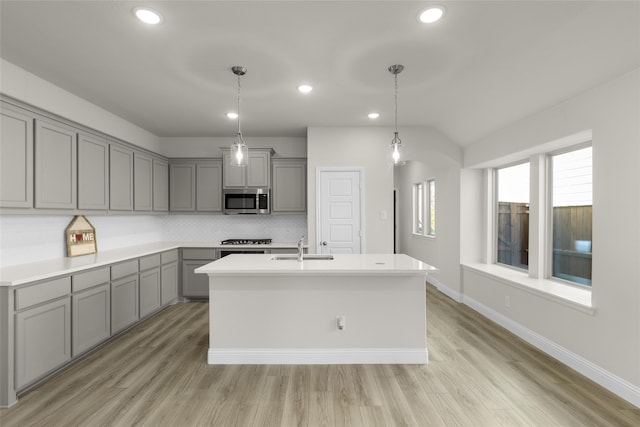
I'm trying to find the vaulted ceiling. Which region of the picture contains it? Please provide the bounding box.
[1,1,638,146]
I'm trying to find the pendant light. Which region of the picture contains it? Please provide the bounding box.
[388,64,404,164]
[230,65,248,167]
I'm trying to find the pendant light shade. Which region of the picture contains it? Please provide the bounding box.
[389,64,404,164]
[230,66,248,167]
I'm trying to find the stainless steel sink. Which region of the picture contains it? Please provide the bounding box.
[271,254,334,261]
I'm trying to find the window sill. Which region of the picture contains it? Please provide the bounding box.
[461,262,595,315]
[412,233,435,239]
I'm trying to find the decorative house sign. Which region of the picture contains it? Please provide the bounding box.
[65,215,97,257]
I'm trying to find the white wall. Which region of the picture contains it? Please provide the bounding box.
[307,127,395,254]
[461,68,640,392]
[0,214,307,268]
[159,136,306,158]
[0,59,160,153]
[0,215,162,267]
[393,127,463,295]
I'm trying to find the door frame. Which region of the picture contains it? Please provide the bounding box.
[315,167,366,254]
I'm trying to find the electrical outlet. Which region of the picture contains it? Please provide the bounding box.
[336,315,346,330]
[505,296,511,308]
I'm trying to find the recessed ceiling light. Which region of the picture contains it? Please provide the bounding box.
[418,6,445,24]
[226,112,238,119]
[297,84,313,93]
[133,7,163,25]
[368,113,380,119]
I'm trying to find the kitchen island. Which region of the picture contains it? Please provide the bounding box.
[195,253,437,365]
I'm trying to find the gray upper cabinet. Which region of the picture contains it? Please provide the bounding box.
[153,159,169,211]
[77,133,109,210]
[247,150,271,187]
[134,152,153,211]
[169,162,196,211]
[34,119,77,209]
[222,148,272,188]
[196,160,222,212]
[222,151,245,187]
[109,144,133,211]
[0,104,33,208]
[272,158,307,214]
[169,160,222,212]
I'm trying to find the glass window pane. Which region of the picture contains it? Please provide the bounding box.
[496,163,530,270]
[428,179,436,236]
[552,146,592,286]
[414,183,423,234]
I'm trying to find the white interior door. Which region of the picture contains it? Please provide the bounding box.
[317,169,362,254]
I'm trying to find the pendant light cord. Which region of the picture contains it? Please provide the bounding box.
[394,72,398,135]
[236,74,242,136]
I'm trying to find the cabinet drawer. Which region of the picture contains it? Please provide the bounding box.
[72,267,110,293]
[139,254,161,271]
[161,249,178,264]
[111,260,138,280]
[182,248,216,260]
[15,276,71,311]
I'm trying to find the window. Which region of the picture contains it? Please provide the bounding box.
[496,162,530,270]
[413,183,423,234]
[413,179,436,237]
[551,146,592,285]
[427,179,436,236]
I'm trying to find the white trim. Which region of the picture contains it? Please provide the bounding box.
[462,294,640,408]
[207,348,428,365]
[461,263,593,312]
[427,276,462,303]
[315,167,365,254]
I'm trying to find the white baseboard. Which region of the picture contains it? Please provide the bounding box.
[463,294,640,408]
[208,348,428,365]
[427,276,463,302]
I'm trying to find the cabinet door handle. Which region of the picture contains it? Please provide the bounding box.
[321,241,328,246]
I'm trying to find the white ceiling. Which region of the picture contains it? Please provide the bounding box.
[1,1,638,146]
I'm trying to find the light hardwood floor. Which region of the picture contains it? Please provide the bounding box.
[1,285,638,426]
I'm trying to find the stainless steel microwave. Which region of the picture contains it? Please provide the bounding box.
[223,188,270,214]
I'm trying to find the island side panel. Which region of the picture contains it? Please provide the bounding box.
[207,273,427,364]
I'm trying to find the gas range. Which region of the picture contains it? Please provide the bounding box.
[220,238,272,245]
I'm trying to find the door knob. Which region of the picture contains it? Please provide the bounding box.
[321,241,328,246]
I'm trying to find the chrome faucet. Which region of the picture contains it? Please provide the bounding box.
[297,235,305,262]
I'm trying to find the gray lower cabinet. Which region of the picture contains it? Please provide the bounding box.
[111,275,139,334]
[34,119,77,209]
[161,262,178,305]
[182,260,210,298]
[153,159,169,211]
[271,158,307,213]
[0,103,33,208]
[15,297,72,389]
[181,248,216,298]
[71,283,110,356]
[134,153,153,211]
[139,267,161,318]
[110,144,134,211]
[77,133,109,210]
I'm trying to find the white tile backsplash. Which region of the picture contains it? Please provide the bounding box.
[162,215,307,243]
[0,214,307,268]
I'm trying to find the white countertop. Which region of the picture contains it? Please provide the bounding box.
[195,253,438,276]
[0,241,304,286]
